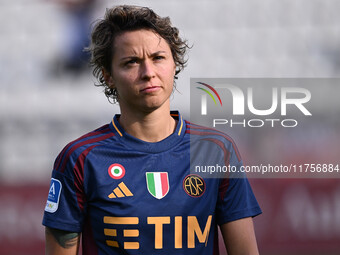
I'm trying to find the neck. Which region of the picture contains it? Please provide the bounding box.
[119,107,176,143]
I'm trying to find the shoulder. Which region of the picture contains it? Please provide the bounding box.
[185,121,236,142]
[185,120,242,162]
[53,124,115,173]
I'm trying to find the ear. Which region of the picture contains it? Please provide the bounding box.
[102,68,115,88]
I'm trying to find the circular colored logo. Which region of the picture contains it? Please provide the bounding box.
[183,174,206,197]
[108,163,125,179]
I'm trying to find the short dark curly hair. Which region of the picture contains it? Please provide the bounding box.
[86,5,189,103]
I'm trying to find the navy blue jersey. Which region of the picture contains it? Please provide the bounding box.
[43,111,261,254]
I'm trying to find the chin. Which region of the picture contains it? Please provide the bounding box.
[141,100,168,113]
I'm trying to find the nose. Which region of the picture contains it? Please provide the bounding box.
[140,60,156,80]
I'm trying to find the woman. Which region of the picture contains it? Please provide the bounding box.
[43,5,261,255]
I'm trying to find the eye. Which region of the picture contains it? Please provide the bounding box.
[153,55,165,61]
[124,58,139,66]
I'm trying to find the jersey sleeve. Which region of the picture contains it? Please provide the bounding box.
[215,172,262,225]
[215,140,262,225]
[42,150,87,233]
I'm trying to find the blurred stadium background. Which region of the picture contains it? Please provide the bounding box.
[1,0,340,254]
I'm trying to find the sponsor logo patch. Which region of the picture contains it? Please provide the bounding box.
[183,174,206,197]
[146,172,169,199]
[108,163,126,179]
[108,182,133,198]
[45,178,62,213]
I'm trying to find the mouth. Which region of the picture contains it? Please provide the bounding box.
[140,86,161,93]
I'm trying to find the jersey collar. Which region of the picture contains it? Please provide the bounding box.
[109,111,186,153]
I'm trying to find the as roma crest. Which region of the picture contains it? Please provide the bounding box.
[183,174,206,197]
[146,172,169,199]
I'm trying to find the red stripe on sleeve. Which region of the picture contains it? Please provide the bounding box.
[54,126,110,171]
[58,133,114,173]
[186,127,241,162]
[73,145,98,212]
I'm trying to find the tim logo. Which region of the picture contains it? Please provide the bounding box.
[197,82,312,117]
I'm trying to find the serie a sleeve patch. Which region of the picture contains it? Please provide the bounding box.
[44,178,62,213]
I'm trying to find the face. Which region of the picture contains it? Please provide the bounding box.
[105,29,176,114]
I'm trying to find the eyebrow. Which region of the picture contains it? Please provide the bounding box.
[119,51,167,61]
